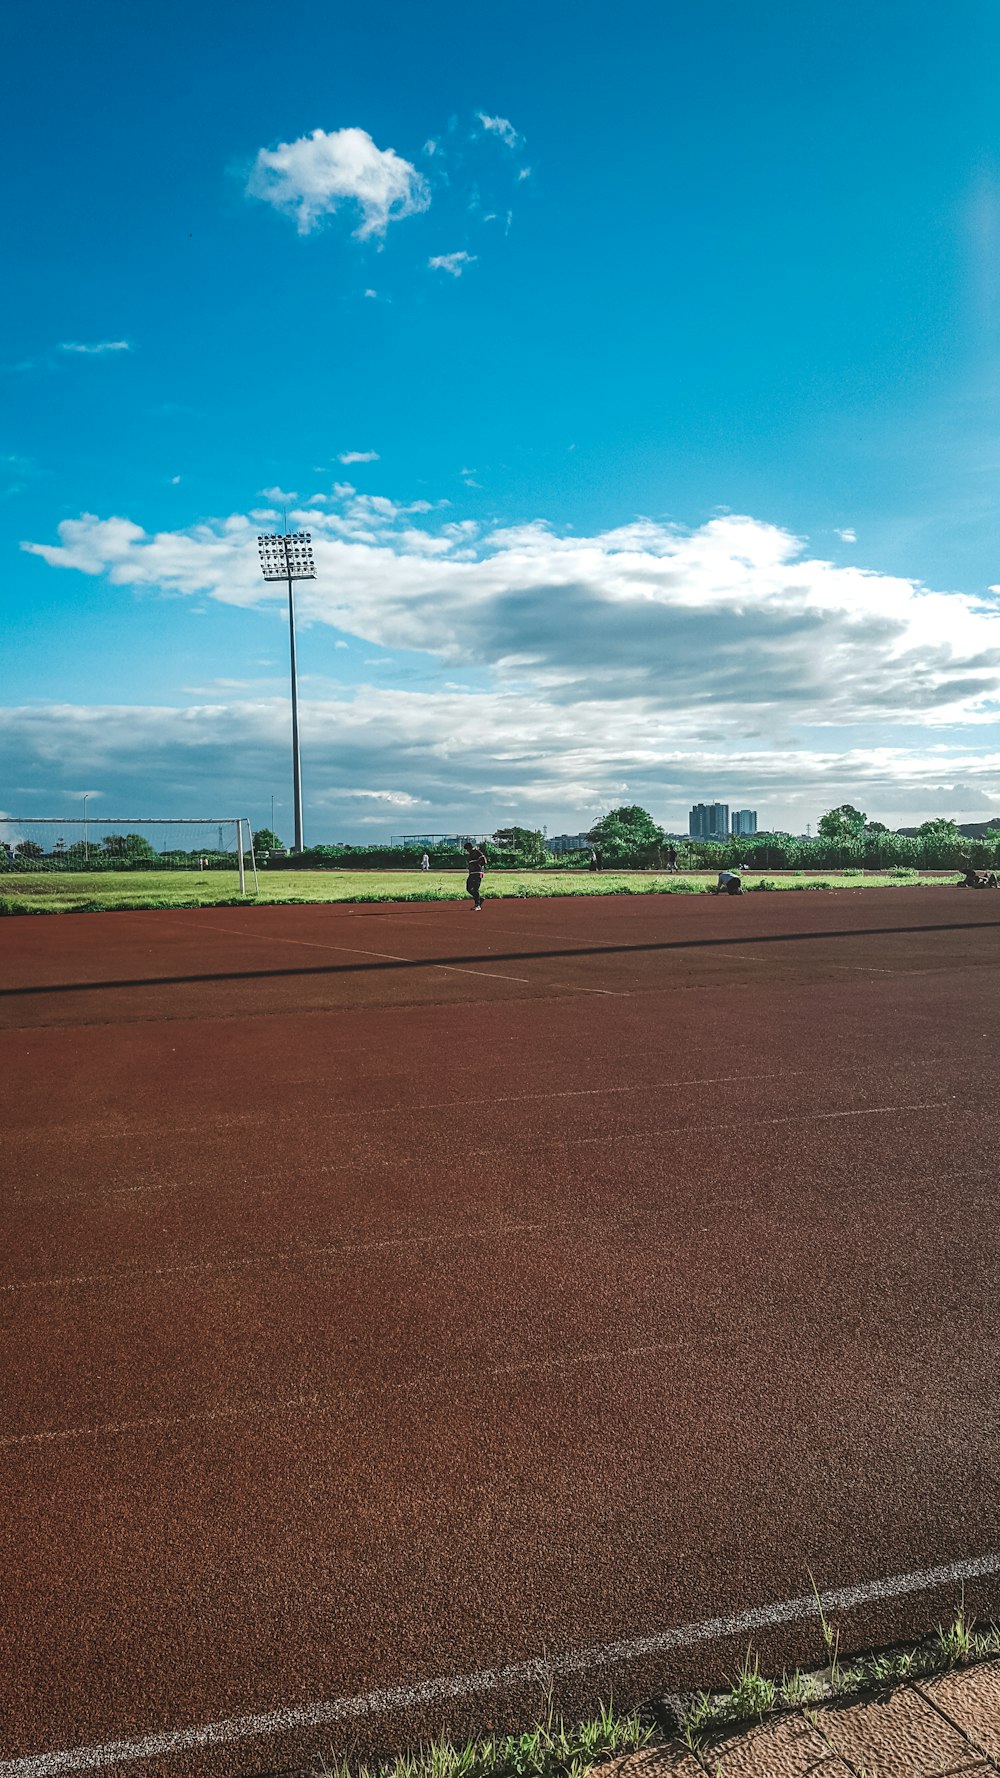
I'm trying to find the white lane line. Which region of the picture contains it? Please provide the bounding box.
[0,1339,686,1451]
[3,1182,180,1207]
[545,1101,950,1150]
[10,1065,917,1144]
[0,1220,544,1295]
[162,915,531,986]
[5,1556,999,1778]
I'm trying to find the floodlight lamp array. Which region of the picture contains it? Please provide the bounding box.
[257,531,316,582]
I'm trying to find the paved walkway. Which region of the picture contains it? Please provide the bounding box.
[610,1660,1000,1774]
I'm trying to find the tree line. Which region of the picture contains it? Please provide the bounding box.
[5,806,997,874]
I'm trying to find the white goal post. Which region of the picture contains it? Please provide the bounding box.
[0,817,260,895]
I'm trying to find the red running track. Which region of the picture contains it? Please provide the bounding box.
[2,888,1000,1777]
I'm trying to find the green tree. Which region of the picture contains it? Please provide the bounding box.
[588,805,664,864]
[916,818,961,841]
[253,828,284,852]
[101,832,158,862]
[916,818,964,869]
[15,840,43,859]
[817,804,867,843]
[492,826,546,866]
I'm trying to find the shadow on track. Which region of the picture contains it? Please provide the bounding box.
[2,918,998,999]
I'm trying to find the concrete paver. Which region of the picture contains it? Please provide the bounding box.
[788,1685,985,1776]
[699,1710,849,1773]
[921,1663,1000,1764]
[589,1669,1000,1778]
[603,1749,705,1778]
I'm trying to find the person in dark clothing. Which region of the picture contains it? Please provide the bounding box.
[666,844,679,872]
[464,841,487,909]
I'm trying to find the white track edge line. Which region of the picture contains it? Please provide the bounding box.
[4,1555,999,1778]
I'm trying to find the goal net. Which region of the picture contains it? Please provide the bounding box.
[0,817,259,894]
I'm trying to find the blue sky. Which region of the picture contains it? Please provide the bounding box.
[4,0,1000,841]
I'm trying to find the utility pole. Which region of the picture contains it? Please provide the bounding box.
[257,527,315,852]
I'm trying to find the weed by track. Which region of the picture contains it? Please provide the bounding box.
[305,1608,1000,1778]
[315,1697,651,1778]
[674,1602,1000,1757]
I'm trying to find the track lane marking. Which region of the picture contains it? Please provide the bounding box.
[3,1061,948,1147]
[4,1556,999,1777]
[0,1338,697,1450]
[158,914,533,986]
[0,1220,546,1294]
[478,1100,952,1153]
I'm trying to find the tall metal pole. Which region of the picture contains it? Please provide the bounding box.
[287,554,304,853]
[258,527,314,857]
[83,794,89,863]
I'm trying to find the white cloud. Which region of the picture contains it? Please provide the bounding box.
[423,139,438,157]
[247,126,430,238]
[22,500,1000,741]
[518,167,532,181]
[5,697,1000,841]
[339,450,380,464]
[339,789,427,805]
[259,486,297,503]
[429,251,477,277]
[58,340,132,355]
[837,527,857,543]
[364,288,378,299]
[477,113,522,150]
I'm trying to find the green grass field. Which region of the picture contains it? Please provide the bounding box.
[0,866,960,914]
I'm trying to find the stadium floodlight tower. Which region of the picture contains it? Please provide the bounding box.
[257,526,315,853]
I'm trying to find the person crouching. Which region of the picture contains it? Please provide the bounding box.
[712,869,745,896]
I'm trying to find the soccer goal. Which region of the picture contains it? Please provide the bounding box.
[0,817,259,895]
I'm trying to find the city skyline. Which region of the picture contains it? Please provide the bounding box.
[5,1,1000,839]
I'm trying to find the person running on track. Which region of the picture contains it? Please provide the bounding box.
[464,840,487,910]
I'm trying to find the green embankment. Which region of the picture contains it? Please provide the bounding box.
[0,867,957,914]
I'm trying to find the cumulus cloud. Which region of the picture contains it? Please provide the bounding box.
[429,251,476,276]
[247,127,430,238]
[59,340,132,355]
[260,486,297,503]
[3,697,1000,839]
[21,498,1000,738]
[837,527,857,543]
[339,450,380,464]
[477,113,522,150]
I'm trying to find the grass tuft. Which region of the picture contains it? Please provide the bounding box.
[726,1648,776,1718]
[670,1604,999,1748]
[314,1698,651,1778]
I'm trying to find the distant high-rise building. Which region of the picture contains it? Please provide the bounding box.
[731,809,757,836]
[689,802,729,840]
